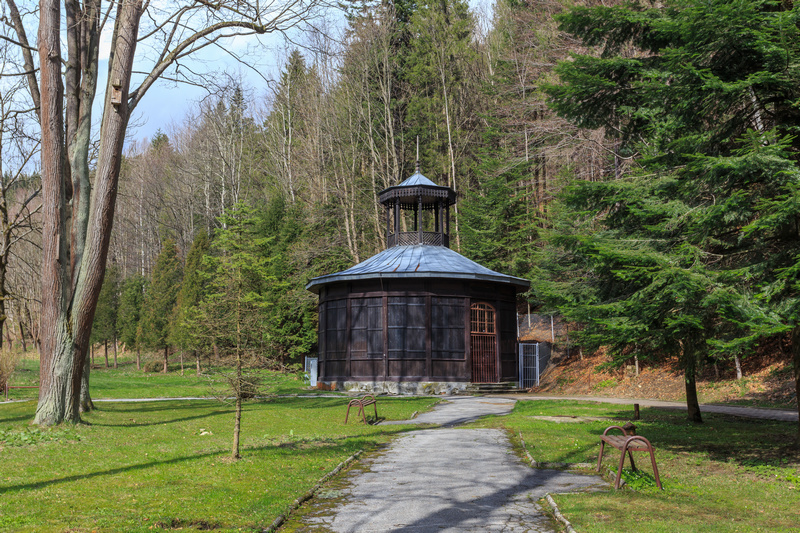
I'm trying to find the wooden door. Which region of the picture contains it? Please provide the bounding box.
[470,303,498,383]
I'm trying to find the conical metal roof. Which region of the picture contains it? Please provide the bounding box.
[306,244,530,293]
[379,171,456,206]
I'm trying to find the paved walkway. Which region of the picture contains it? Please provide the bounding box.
[289,397,604,532]
[520,395,799,422]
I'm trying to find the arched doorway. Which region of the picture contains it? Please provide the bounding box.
[470,302,498,383]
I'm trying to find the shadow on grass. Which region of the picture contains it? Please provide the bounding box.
[0,428,414,495]
[0,413,34,424]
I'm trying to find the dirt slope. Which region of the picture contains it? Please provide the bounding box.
[533,349,797,410]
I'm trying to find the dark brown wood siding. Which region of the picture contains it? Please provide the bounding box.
[317,279,519,383]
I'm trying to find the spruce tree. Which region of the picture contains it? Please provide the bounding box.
[541,0,800,424]
[91,264,121,368]
[118,275,147,370]
[169,231,211,374]
[138,241,183,372]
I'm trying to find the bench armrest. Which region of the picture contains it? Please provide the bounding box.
[602,425,630,437]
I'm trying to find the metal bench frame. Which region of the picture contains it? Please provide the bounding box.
[345,394,378,424]
[597,425,662,490]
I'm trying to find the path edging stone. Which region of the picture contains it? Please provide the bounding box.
[262,449,363,533]
[545,493,578,533]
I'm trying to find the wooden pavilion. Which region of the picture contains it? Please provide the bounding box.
[305,169,530,394]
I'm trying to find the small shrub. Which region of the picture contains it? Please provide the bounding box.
[142,361,163,373]
[0,350,21,390]
[594,378,617,391]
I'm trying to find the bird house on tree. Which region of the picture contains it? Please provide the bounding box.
[306,166,530,394]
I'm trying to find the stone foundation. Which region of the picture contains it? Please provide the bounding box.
[319,380,477,395]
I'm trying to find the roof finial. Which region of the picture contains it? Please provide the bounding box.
[415,136,420,174]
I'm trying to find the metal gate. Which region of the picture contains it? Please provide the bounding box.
[470,303,498,383]
[519,343,549,388]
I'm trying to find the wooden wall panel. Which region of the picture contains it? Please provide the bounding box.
[388,359,426,378]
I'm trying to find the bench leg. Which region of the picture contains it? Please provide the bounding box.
[360,404,368,424]
[648,449,663,490]
[596,440,606,472]
[627,448,637,472]
[345,404,353,423]
[615,448,627,489]
[371,401,378,422]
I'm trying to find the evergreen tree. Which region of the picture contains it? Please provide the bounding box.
[138,240,183,372]
[199,202,277,460]
[117,275,147,369]
[169,231,211,374]
[542,0,800,424]
[91,264,121,368]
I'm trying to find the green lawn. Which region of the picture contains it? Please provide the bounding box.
[0,396,438,532]
[4,351,325,401]
[473,400,800,532]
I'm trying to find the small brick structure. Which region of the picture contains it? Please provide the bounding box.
[597,423,662,490]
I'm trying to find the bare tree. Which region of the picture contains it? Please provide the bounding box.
[0,46,42,353]
[3,0,323,425]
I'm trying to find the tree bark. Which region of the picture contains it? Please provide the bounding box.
[734,353,743,381]
[104,340,109,368]
[80,355,93,413]
[163,345,169,373]
[34,0,143,426]
[682,339,703,423]
[791,325,800,444]
[232,395,242,460]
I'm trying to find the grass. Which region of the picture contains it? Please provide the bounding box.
[4,351,327,401]
[472,400,800,532]
[0,395,438,532]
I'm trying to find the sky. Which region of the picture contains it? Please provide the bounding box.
[107,0,494,145]
[96,7,326,144]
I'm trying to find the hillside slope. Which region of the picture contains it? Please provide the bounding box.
[533,348,797,410]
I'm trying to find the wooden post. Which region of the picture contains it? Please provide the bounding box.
[634,403,640,420]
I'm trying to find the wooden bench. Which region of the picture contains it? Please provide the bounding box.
[344,394,379,424]
[597,424,662,490]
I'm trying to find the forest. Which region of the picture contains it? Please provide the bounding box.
[2,0,800,426]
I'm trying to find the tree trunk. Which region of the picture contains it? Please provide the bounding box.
[179,350,184,375]
[80,355,94,413]
[163,345,169,373]
[194,350,201,375]
[113,337,118,369]
[19,319,27,352]
[104,340,109,367]
[232,395,242,460]
[34,0,143,426]
[734,353,743,381]
[136,347,140,371]
[791,325,800,444]
[682,340,703,423]
[34,0,75,426]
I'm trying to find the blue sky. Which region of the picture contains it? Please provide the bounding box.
[111,0,493,144]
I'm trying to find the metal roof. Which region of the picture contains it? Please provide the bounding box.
[398,172,439,187]
[306,244,530,293]
[378,172,457,206]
